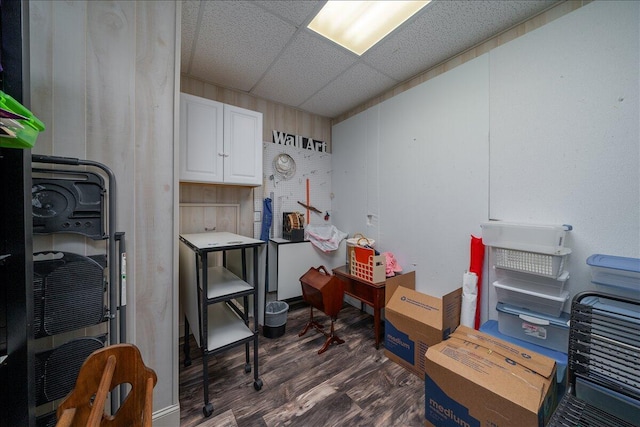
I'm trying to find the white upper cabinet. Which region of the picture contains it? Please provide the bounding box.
[180,93,263,186]
[180,93,224,183]
[222,104,263,186]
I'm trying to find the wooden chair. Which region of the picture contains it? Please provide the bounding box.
[55,343,157,427]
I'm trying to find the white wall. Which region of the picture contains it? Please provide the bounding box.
[333,54,490,299]
[487,0,640,316]
[332,0,640,320]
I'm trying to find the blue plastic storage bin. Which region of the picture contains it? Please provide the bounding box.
[587,254,640,300]
[496,302,570,353]
[480,319,567,395]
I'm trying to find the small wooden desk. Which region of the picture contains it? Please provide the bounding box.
[332,266,416,349]
[332,265,384,349]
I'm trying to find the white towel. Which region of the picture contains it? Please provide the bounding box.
[305,224,347,252]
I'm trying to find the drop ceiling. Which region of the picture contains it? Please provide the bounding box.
[181,0,560,119]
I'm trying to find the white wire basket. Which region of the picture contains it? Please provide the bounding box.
[494,247,570,278]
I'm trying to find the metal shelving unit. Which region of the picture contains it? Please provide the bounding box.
[179,231,265,418]
[30,155,126,427]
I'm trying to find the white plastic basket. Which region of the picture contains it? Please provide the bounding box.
[350,246,385,283]
[494,247,570,278]
[481,221,571,254]
[494,268,569,296]
[493,280,569,316]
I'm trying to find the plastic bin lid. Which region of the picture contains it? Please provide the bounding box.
[480,320,568,362]
[586,254,640,273]
[580,296,640,322]
[496,302,570,328]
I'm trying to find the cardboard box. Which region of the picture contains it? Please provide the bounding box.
[425,325,557,427]
[384,286,461,378]
[384,270,416,305]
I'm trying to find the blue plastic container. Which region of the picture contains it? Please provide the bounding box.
[495,302,570,353]
[587,254,640,300]
[480,319,567,395]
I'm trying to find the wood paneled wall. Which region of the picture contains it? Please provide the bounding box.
[28,1,180,423]
[179,183,255,238]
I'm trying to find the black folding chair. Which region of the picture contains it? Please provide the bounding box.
[546,291,640,427]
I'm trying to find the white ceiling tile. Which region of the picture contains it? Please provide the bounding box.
[300,63,396,118]
[251,31,358,108]
[251,0,323,26]
[364,1,557,82]
[181,0,563,118]
[189,1,297,91]
[180,0,201,74]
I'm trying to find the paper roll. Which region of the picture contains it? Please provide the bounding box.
[460,272,478,328]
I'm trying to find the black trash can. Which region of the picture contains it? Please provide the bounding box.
[264,301,289,339]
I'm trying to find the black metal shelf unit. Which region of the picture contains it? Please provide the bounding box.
[1,147,35,427]
[30,155,126,427]
[179,232,265,418]
[1,0,34,424]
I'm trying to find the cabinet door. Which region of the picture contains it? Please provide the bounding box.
[223,104,263,186]
[179,93,224,183]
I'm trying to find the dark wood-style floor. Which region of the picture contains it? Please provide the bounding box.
[178,303,425,427]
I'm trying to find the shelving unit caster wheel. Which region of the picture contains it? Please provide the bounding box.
[244,363,251,373]
[253,378,263,391]
[203,402,214,417]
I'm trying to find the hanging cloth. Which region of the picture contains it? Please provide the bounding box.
[260,198,272,241]
[305,224,347,253]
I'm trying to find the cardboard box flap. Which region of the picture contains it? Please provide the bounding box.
[426,336,551,411]
[384,271,415,305]
[386,286,445,328]
[441,288,462,332]
[451,325,556,379]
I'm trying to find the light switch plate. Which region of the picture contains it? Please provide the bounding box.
[254,211,261,222]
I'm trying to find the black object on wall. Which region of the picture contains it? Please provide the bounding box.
[0,0,24,101]
[0,0,36,426]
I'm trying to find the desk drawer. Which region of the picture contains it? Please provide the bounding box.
[343,279,381,306]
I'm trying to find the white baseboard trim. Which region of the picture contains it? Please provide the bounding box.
[153,403,180,426]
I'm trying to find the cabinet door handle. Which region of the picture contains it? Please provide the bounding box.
[218,153,229,157]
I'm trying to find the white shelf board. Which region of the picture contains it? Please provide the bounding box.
[205,303,254,352]
[205,266,253,299]
[180,231,263,250]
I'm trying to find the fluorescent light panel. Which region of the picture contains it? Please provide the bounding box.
[308,1,431,56]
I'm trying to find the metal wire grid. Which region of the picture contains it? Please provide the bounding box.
[548,393,637,427]
[547,295,640,427]
[494,247,566,277]
[569,302,640,395]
